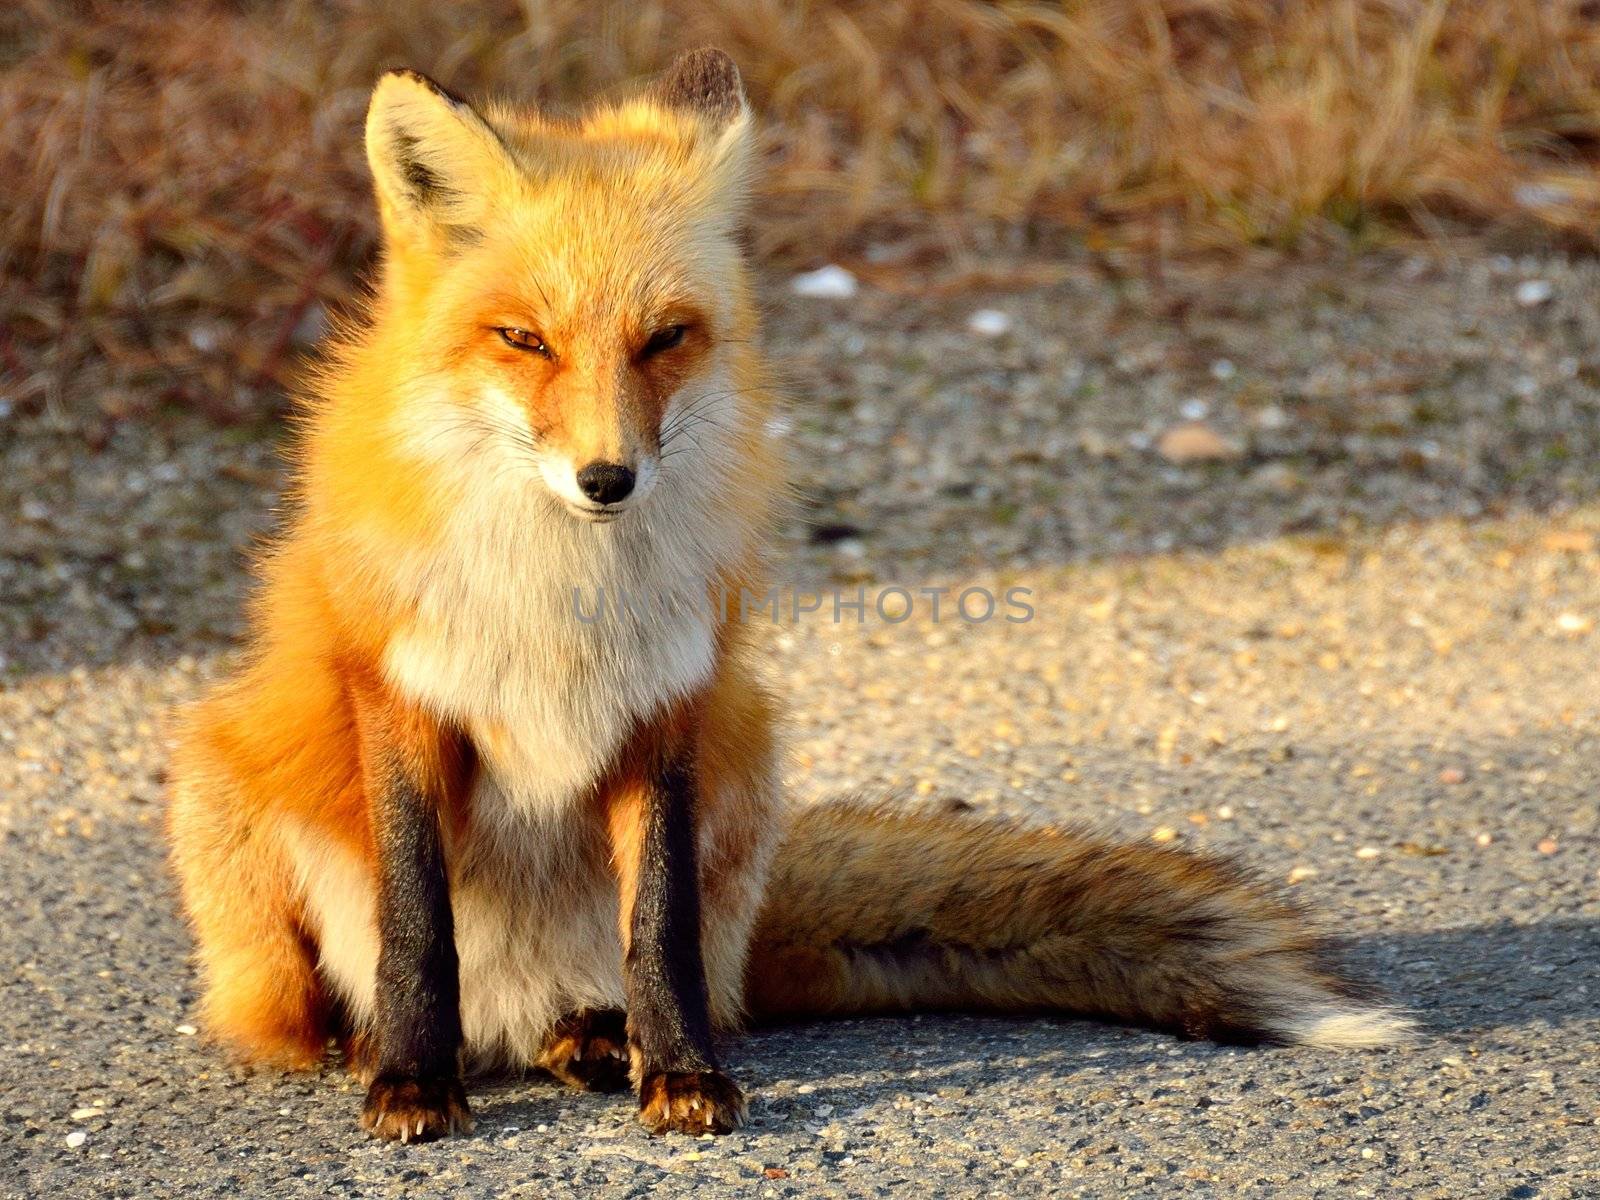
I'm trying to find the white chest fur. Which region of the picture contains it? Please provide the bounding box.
[380,389,748,811]
[384,505,720,810]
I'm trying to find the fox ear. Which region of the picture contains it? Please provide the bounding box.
[648,47,753,206]
[365,69,512,249]
[650,48,747,131]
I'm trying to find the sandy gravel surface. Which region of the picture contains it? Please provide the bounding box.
[2,252,1597,1198]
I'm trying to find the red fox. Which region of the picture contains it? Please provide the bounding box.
[167,48,1411,1143]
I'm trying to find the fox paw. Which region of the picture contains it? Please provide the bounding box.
[535,1009,631,1093]
[637,1069,746,1135]
[360,1075,473,1143]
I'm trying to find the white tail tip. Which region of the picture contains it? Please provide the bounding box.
[1278,1005,1419,1049]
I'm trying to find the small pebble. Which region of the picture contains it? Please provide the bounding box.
[1537,838,1559,855]
[1254,404,1291,431]
[1515,279,1553,306]
[1156,422,1240,464]
[967,309,1013,337]
[1355,846,1381,859]
[790,265,857,299]
[175,1024,198,1036]
[65,1131,87,1149]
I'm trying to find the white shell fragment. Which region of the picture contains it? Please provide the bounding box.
[790,265,858,299]
[967,309,1013,337]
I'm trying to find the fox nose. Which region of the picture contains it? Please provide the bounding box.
[576,461,636,505]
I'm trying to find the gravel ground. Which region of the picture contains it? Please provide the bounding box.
[2,250,1598,1198]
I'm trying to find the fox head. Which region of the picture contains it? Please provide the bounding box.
[360,49,760,524]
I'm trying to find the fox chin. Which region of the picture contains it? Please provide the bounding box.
[166,47,1413,1144]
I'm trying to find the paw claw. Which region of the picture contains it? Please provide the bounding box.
[638,1069,746,1136]
[360,1075,472,1144]
[534,1010,630,1093]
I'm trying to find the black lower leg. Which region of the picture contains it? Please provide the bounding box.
[628,755,715,1071]
[360,759,470,1142]
[626,753,745,1133]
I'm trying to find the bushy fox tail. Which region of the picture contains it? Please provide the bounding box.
[744,800,1413,1048]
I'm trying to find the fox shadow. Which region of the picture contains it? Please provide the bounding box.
[470,916,1599,1132]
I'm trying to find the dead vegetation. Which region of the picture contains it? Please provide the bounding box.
[5,0,1600,423]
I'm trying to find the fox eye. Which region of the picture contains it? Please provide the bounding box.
[640,324,687,358]
[498,327,550,356]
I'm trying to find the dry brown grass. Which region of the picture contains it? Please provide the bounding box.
[6,0,1600,423]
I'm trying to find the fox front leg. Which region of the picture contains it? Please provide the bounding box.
[352,688,473,1143]
[612,751,747,1134]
